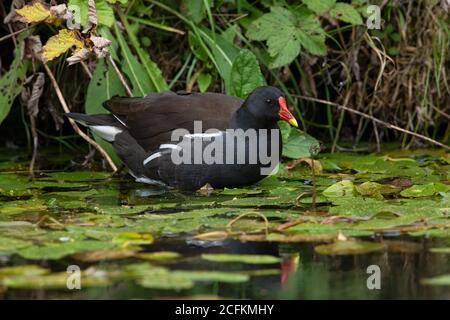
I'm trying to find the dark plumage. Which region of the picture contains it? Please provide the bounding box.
[67,86,298,191]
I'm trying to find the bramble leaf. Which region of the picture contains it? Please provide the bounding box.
[42,29,84,62]
[247,7,326,68]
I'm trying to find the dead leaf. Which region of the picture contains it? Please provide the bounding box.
[390,178,413,188]
[27,73,45,117]
[15,2,50,23]
[67,47,90,65]
[72,249,136,262]
[83,0,98,33]
[286,158,322,174]
[42,29,84,62]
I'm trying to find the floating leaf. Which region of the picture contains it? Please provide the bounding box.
[0,236,32,254]
[421,274,450,286]
[430,247,450,254]
[0,265,50,278]
[201,254,281,264]
[315,240,385,255]
[137,251,181,261]
[323,180,355,198]
[17,240,115,260]
[112,232,154,247]
[73,249,136,262]
[355,182,400,197]
[172,270,249,283]
[400,183,449,198]
[42,29,84,62]
[2,271,110,289]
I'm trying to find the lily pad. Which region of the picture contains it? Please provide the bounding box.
[201,254,281,264]
[314,240,385,255]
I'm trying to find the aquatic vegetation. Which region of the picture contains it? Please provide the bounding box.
[0,149,449,298]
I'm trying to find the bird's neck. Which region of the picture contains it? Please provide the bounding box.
[230,107,277,131]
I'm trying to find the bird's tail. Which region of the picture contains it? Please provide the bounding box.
[65,113,125,142]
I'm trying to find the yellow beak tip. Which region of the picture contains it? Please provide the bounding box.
[288,118,298,128]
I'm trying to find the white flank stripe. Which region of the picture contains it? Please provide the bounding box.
[159,144,182,150]
[143,152,162,166]
[184,132,222,139]
[89,125,122,142]
[113,114,127,127]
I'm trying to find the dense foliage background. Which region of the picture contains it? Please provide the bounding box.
[0,0,449,169]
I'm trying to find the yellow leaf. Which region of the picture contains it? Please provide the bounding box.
[16,2,50,23]
[42,29,84,62]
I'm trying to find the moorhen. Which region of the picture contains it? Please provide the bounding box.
[67,86,298,190]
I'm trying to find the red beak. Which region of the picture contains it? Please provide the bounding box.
[278,96,298,127]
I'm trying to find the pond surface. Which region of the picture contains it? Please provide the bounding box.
[0,148,449,299]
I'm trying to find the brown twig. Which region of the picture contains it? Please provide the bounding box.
[0,26,32,43]
[295,94,450,151]
[43,63,118,172]
[108,55,133,97]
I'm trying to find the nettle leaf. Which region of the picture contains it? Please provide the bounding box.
[330,3,363,25]
[247,6,326,68]
[42,29,84,62]
[230,49,265,98]
[303,0,336,15]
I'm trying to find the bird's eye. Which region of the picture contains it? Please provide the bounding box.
[266,99,272,104]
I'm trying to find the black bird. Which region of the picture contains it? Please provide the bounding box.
[67,86,298,190]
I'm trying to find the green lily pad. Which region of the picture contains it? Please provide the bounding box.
[323,180,355,198]
[17,240,116,260]
[421,274,450,286]
[314,240,385,255]
[400,183,450,198]
[201,254,281,264]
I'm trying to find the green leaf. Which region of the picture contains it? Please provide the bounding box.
[201,254,281,264]
[282,126,320,159]
[172,270,249,283]
[303,0,336,15]
[85,58,124,165]
[323,180,355,198]
[18,240,116,260]
[197,72,212,92]
[400,183,449,198]
[68,0,114,27]
[230,49,265,98]
[0,34,28,125]
[330,3,363,25]
[421,274,450,286]
[246,7,326,68]
[114,23,153,96]
[183,0,209,24]
[315,240,385,255]
[355,182,400,197]
[197,27,239,93]
[112,232,154,247]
